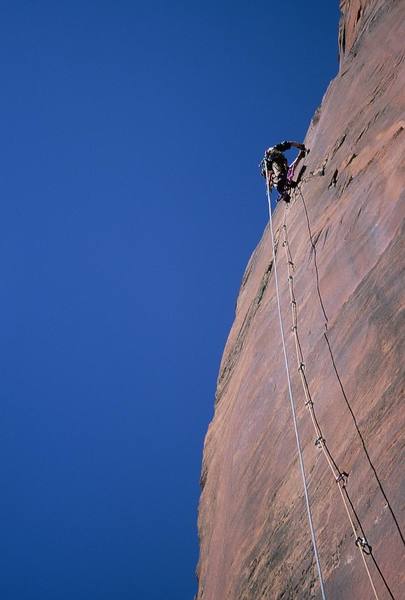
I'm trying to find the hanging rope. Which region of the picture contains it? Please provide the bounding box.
[281,204,394,599]
[264,164,327,600]
[298,186,405,551]
[297,188,329,327]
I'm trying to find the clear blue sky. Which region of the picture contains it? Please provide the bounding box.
[0,2,339,599]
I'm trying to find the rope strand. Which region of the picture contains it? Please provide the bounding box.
[264,167,327,600]
[282,205,382,599]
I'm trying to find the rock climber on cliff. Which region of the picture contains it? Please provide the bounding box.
[260,140,308,203]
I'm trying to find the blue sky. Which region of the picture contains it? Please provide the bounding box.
[0,2,339,598]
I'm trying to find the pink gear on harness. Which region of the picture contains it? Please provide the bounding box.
[287,155,301,181]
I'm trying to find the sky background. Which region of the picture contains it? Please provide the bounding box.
[0,2,339,598]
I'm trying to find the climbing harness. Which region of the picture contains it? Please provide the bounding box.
[281,193,397,599]
[264,163,327,600]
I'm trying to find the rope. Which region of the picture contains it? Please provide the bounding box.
[297,188,329,327]
[264,165,327,600]
[298,184,405,552]
[281,206,384,599]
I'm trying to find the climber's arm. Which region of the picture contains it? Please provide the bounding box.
[282,140,307,152]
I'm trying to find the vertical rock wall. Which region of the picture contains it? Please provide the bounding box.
[197,1,405,598]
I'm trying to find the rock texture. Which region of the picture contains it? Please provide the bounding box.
[196,1,405,598]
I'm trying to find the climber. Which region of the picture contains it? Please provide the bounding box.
[260,141,308,203]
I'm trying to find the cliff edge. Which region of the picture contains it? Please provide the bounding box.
[197,1,404,598]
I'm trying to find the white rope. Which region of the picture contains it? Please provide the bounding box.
[264,165,327,600]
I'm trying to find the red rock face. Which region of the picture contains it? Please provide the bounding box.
[196,1,405,598]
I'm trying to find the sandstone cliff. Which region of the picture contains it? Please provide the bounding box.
[197,1,404,598]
